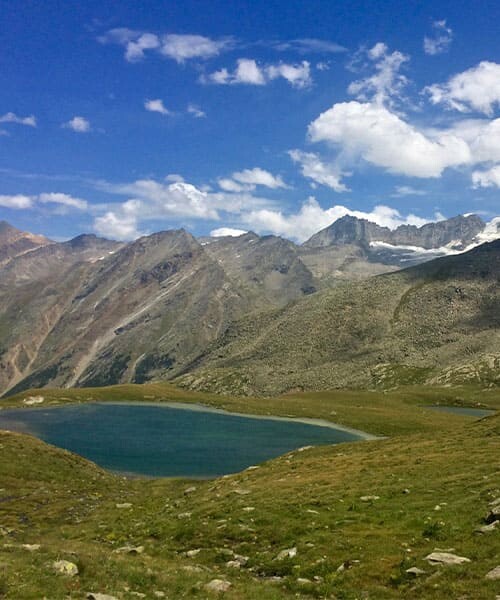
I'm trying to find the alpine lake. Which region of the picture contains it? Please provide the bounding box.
[0,402,370,478]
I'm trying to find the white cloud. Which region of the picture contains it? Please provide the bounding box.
[187,103,206,118]
[243,197,429,242]
[125,33,160,62]
[94,210,144,240]
[165,173,185,183]
[63,116,91,133]
[391,185,427,197]
[39,192,88,210]
[348,43,409,106]
[210,227,248,237]
[424,20,453,55]
[161,34,230,63]
[472,165,500,188]
[232,168,287,189]
[0,194,33,209]
[273,38,347,54]
[308,101,470,178]
[0,112,36,127]
[218,167,287,192]
[425,61,500,115]
[145,99,171,116]
[217,178,252,193]
[100,29,229,63]
[205,58,312,88]
[289,149,349,192]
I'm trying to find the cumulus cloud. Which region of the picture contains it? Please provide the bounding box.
[99,28,230,63]
[472,165,500,188]
[308,101,470,178]
[289,149,349,192]
[63,116,91,132]
[425,61,500,115]
[0,194,33,209]
[144,99,171,116]
[210,227,248,237]
[205,58,312,88]
[0,112,36,127]
[348,43,409,106]
[243,197,429,242]
[424,20,453,55]
[218,168,287,192]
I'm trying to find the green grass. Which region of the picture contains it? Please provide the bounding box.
[0,382,499,598]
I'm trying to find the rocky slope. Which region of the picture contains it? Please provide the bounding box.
[1,215,499,395]
[0,227,317,395]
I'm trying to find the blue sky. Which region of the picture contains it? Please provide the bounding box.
[1,0,500,241]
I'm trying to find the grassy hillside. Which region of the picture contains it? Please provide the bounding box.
[178,241,500,396]
[0,389,498,599]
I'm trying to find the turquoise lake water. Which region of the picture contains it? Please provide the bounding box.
[0,402,362,477]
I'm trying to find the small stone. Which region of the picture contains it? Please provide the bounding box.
[23,396,44,405]
[406,567,426,577]
[297,446,313,452]
[114,545,144,555]
[475,521,498,533]
[153,593,166,599]
[489,497,500,507]
[53,560,79,576]
[233,489,251,495]
[425,552,471,565]
[402,489,411,494]
[242,506,255,512]
[276,547,297,560]
[184,486,197,495]
[186,548,201,558]
[485,566,500,580]
[177,512,192,519]
[21,544,40,552]
[297,577,312,584]
[115,503,132,509]
[205,579,232,593]
[87,594,119,600]
[226,560,241,569]
[337,560,359,572]
[485,506,500,524]
[360,495,380,502]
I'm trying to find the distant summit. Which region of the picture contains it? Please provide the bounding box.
[0,220,51,266]
[304,214,485,250]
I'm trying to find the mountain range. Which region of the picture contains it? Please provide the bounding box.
[0,213,499,396]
